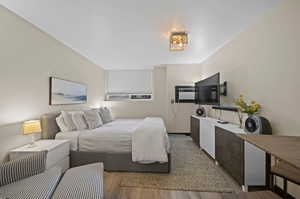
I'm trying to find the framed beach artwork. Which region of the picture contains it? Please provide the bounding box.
[49,77,87,105]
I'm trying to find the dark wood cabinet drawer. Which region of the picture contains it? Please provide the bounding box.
[190,116,200,147]
[215,127,245,185]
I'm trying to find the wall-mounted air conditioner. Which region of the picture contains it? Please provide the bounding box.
[106,94,152,101]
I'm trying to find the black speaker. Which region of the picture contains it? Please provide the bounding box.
[245,115,272,134]
[196,107,206,117]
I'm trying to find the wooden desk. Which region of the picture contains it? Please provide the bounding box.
[237,135,300,170]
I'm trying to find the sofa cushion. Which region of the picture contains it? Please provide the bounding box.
[52,163,104,199]
[0,167,62,199]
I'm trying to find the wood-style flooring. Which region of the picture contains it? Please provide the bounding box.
[104,172,237,199]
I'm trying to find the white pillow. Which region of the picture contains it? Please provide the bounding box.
[99,107,113,124]
[104,107,113,122]
[56,114,69,132]
[83,110,103,129]
[61,111,77,131]
[71,111,88,130]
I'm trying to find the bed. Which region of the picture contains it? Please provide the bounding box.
[40,112,171,173]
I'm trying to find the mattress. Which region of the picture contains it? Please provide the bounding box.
[55,119,143,153]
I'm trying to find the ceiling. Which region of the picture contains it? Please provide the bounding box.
[0,0,281,69]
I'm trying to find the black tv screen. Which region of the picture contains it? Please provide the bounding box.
[195,73,220,105]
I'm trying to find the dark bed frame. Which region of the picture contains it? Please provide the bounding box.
[41,112,171,173]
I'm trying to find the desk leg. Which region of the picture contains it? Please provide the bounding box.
[266,153,272,189]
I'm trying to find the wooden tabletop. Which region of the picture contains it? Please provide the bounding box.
[237,134,300,170]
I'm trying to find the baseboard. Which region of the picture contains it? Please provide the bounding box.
[168,132,191,136]
[273,185,295,199]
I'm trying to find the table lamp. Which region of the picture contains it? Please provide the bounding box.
[23,120,41,147]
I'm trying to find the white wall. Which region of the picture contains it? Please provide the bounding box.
[198,0,300,196]
[201,0,300,137]
[0,6,105,162]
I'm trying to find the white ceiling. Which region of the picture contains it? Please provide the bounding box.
[0,0,281,69]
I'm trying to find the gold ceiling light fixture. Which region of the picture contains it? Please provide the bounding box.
[169,31,188,51]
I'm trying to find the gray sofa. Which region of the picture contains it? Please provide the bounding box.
[0,152,104,199]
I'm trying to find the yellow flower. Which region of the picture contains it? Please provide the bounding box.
[240,94,243,98]
[251,100,256,104]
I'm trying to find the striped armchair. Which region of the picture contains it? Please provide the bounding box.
[0,151,48,186]
[0,151,63,199]
[0,151,103,199]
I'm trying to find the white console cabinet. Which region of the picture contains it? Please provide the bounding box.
[192,115,266,190]
[199,117,216,159]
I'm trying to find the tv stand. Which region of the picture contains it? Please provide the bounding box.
[190,115,267,190]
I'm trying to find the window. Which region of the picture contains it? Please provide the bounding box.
[105,70,153,100]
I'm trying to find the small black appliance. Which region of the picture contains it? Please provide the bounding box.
[245,115,272,134]
[196,107,206,117]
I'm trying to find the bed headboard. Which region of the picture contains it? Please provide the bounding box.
[41,112,60,139]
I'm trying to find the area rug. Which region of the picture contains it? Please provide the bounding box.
[120,135,236,192]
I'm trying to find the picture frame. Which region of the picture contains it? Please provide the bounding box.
[49,77,87,105]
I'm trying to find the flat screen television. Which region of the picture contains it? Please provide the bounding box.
[195,73,220,105]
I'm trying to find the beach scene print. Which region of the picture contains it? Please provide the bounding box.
[50,77,87,105]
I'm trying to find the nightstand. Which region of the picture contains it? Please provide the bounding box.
[9,139,70,172]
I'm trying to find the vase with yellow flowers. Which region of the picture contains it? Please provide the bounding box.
[235,94,261,128]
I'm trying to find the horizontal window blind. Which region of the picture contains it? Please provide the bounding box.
[106,70,153,94]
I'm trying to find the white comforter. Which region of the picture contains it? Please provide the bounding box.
[132,117,170,163]
[55,118,170,163]
[56,119,141,152]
